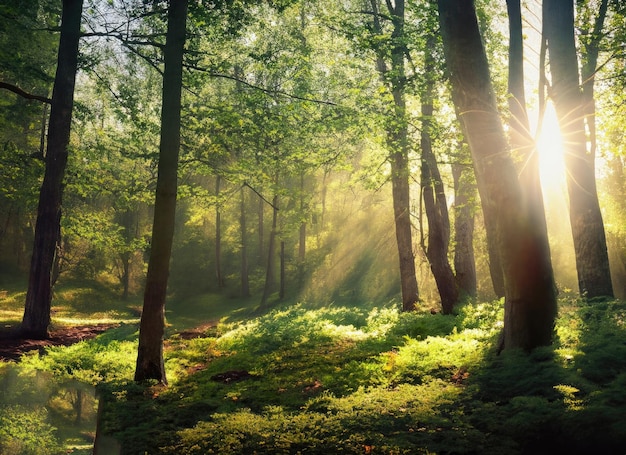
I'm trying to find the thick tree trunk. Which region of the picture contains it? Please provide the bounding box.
[240,187,250,298]
[543,0,613,298]
[135,0,188,384]
[420,62,458,314]
[452,161,477,298]
[438,0,557,351]
[508,0,546,217]
[507,0,555,299]
[21,0,83,339]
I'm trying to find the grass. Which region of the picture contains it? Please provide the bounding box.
[1,279,626,454]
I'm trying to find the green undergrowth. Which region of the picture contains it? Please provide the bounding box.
[96,297,626,454]
[2,296,626,454]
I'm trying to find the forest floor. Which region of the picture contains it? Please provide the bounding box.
[0,323,119,361]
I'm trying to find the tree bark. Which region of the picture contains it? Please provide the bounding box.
[543,0,613,298]
[279,240,285,300]
[452,161,477,298]
[454,108,504,298]
[507,0,555,300]
[135,0,188,384]
[370,0,420,311]
[260,194,278,309]
[21,0,83,339]
[215,175,224,288]
[438,0,557,351]
[240,186,250,298]
[420,49,458,314]
[258,194,265,266]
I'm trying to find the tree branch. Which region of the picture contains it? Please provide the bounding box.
[0,82,51,104]
[186,66,337,106]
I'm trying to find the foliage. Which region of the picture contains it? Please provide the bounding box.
[0,405,62,455]
[81,297,626,454]
[2,290,626,453]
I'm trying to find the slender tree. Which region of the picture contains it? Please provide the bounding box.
[368,0,420,311]
[543,0,613,298]
[239,186,251,298]
[437,0,557,351]
[135,0,188,384]
[214,175,225,288]
[20,0,83,339]
[260,193,279,308]
[420,37,458,314]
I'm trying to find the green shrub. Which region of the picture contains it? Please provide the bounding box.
[0,405,62,455]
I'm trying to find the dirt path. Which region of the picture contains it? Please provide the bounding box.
[0,324,119,362]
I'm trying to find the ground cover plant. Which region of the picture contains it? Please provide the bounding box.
[2,283,625,454]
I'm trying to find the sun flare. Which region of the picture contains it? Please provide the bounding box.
[535,102,567,191]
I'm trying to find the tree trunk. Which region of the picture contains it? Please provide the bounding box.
[260,194,278,308]
[121,252,130,300]
[371,0,419,311]
[507,0,555,299]
[215,175,224,288]
[452,161,477,298]
[21,0,83,339]
[543,0,613,298]
[454,108,504,298]
[258,194,265,266]
[240,186,250,298]
[580,0,608,164]
[298,172,306,288]
[420,51,458,314]
[438,0,557,351]
[279,240,285,300]
[135,0,188,384]
[299,173,306,263]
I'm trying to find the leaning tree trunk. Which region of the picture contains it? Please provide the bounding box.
[135,0,188,384]
[543,0,613,298]
[438,0,557,351]
[420,50,458,314]
[21,0,83,339]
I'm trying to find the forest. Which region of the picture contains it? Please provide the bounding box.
[0,0,625,453]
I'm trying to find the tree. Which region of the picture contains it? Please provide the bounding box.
[20,0,83,339]
[437,0,557,350]
[366,0,420,311]
[135,0,188,384]
[506,0,554,302]
[451,153,477,298]
[543,0,614,298]
[419,36,458,314]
